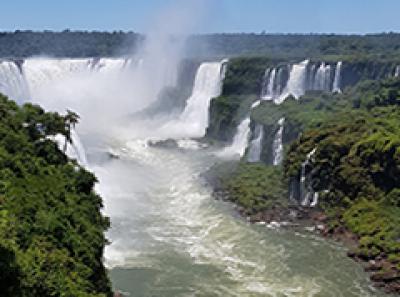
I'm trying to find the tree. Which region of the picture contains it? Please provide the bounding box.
[63,110,80,153]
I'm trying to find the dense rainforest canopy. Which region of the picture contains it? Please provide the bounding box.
[0,94,111,297]
[2,31,400,58]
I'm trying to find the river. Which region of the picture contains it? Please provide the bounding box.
[88,137,387,297]
[0,57,392,297]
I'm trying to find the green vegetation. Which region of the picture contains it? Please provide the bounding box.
[189,33,400,59]
[210,55,400,290]
[221,57,277,95]
[3,31,400,59]
[275,81,400,289]
[0,94,111,297]
[214,162,286,215]
[206,56,400,145]
[206,95,256,142]
[0,30,140,58]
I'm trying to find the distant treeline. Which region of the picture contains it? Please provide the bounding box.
[188,33,400,59]
[1,30,400,59]
[0,30,141,58]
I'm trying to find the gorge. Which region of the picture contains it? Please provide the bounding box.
[1,49,399,296]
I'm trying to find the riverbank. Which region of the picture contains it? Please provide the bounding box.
[207,160,400,295]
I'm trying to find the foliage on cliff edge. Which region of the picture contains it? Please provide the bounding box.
[0,94,112,297]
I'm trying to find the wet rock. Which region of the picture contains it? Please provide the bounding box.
[371,271,400,282]
[347,250,357,258]
[249,212,263,223]
[365,261,382,272]
[310,212,328,222]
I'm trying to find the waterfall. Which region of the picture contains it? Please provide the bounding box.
[395,65,400,77]
[261,68,277,100]
[310,192,319,207]
[307,64,316,90]
[313,63,325,90]
[275,68,284,96]
[1,58,118,106]
[220,94,261,159]
[332,61,342,93]
[0,60,30,102]
[258,60,343,105]
[94,58,126,73]
[70,129,89,167]
[247,124,264,162]
[313,63,332,91]
[260,67,285,102]
[300,148,317,206]
[53,129,88,167]
[22,58,92,93]
[218,117,251,158]
[277,60,309,104]
[0,57,132,168]
[177,61,226,137]
[272,117,285,166]
[251,100,261,109]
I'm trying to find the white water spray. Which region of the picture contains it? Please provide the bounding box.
[260,60,343,104]
[162,60,226,138]
[218,117,251,158]
[0,60,29,102]
[277,60,309,104]
[313,62,332,91]
[395,65,400,77]
[332,61,342,93]
[300,148,317,206]
[272,117,285,166]
[247,124,264,162]
[261,68,277,100]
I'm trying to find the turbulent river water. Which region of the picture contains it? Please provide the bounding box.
[89,138,388,297]
[0,57,393,297]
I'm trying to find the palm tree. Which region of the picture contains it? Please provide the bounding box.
[63,110,80,153]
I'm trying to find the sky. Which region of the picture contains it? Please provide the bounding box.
[1,0,400,34]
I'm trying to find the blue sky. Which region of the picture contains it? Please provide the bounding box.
[1,0,399,34]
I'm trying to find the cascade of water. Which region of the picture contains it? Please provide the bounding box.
[53,129,88,167]
[70,129,89,167]
[0,57,134,168]
[260,60,342,105]
[332,61,343,93]
[324,64,332,91]
[22,58,129,95]
[313,63,324,90]
[310,192,319,207]
[395,65,400,77]
[261,68,277,100]
[251,100,261,109]
[300,148,317,206]
[272,117,285,166]
[95,58,127,73]
[307,64,316,90]
[176,61,226,137]
[22,58,92,93]
[313,62,332,91]
[0,60,30,102]
[247,124,264,162]
[277,60,309,104]
[218,117,251,158]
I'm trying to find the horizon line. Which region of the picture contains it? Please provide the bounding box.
[1,30,400,36]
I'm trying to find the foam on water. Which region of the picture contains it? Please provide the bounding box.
[97,137,383,297]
